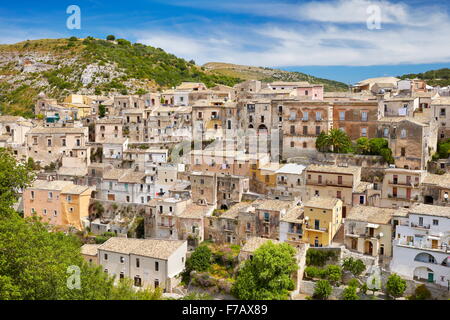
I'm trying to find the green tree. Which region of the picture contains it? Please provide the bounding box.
[315,131,329,152]
[342,257,366,276]
[0,148,35,216]
[342,285,359,300]
[186,245,212,272]
[313,280,332,300]
[327,129,352,153]
[106,35,116,41]
[325,265,342,285]
[98,104,106,118]
[386,274,407,299]
[409,284,432,300]
[232,242,298,300]
[356,137,371,155]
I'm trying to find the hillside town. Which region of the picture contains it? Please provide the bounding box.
[2,76,450,300]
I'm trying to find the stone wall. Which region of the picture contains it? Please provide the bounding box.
[298,280,346,299]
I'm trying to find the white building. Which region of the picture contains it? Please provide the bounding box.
[96,237,187,292]
[390,204,450,287]
[100,168,154,204]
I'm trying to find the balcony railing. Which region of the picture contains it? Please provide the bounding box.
[410,223,431,230]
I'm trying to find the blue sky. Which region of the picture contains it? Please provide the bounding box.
[1,0,450,84]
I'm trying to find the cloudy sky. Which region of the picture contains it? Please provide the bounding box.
[1,0,450,83]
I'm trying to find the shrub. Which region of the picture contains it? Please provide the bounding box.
[313,280,332,300]
[409,284,432,300]
[342,257,366,276]
[304,266,319,279]
[325,265,342,285]
[348,278,360,288]
[386,274,407,299]
[342,285,359,300]
[306,249,337,267]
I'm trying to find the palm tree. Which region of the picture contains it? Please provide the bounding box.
[326,129,352,153]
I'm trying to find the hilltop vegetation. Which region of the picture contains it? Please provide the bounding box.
[399,68,450,87]
[0,37,349,118]
[0,37,241,117]
[203,62,349,92]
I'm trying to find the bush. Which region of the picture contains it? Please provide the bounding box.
[348,278,360,288]
[342,258,366,276]
[313,280,332,300]
[306,249,337,267]
[360,283,368,294]
[187,245,212,273]
[304,266,320,279]
[325,265,342,285]
[342,285,359,300]
[409,284,432,300]
[386,274,407,299]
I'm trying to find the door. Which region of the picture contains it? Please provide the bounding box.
[108,194,115,201]
[431,239,438,249]
[406,188,411,200]
[427,272,434,283]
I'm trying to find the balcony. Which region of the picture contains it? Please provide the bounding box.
[158,223,175,228]
[410,223,431,230]
[395,239,449,253]
[388,180,419,187]
[305,225,327,233]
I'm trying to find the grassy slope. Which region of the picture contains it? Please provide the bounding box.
[399,68,450,87]
[203,62,349,92]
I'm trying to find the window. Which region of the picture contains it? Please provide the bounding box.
[339,111,345,121]
[264,212,270,222]
[47,139,52,147]
[361,127,367,137]
[419,217,423,226]
[154,279,160,288]
[401,147,406,157]
[361,111,368,121]
[120,256,125,263]
[104,253,108,260]
[155,261,159,271]
[316,126,321,135]
[303,112,309,121]
[62,139,66,147]
[316,112,322,121]
[336,191,342,199]
[383,128,389,137]
[120,272,124,280]
[433,219,439,226]
[303,142,307,148]
[67,195,72,202]
[134,276,142,287]
[318,175,322,184]
[136,258,140,268]
[30,191,35,199]
[48,192,53,200]
[290,125,295,134]
[338,176,343,185]
[290,141,295,148]
[359,196,365,204]
[400,129,407,138]
[43,209,47,215]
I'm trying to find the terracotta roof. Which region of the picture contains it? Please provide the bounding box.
[28,127,87,134]
[81,244,101,256]
[281,206,304,223]
[408,204,450,218]
[253,199,293,212]
[307,164,361,175]
[304,197,342,210]
[98,237,186,260]
[179,204,213,219]
[347,205,395,224]
[422,173,450,189]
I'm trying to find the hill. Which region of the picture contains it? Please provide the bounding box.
[0,37,348,118]
[0,38,241,117]
[399,68,450,87]
[203,62,349,92]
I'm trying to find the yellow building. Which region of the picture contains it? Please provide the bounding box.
[24,180,93,231]
[63,94,93,118]
[302,198,343,247]
[250,162,280,194]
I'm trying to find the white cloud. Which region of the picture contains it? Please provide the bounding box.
[130,1,450,68]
